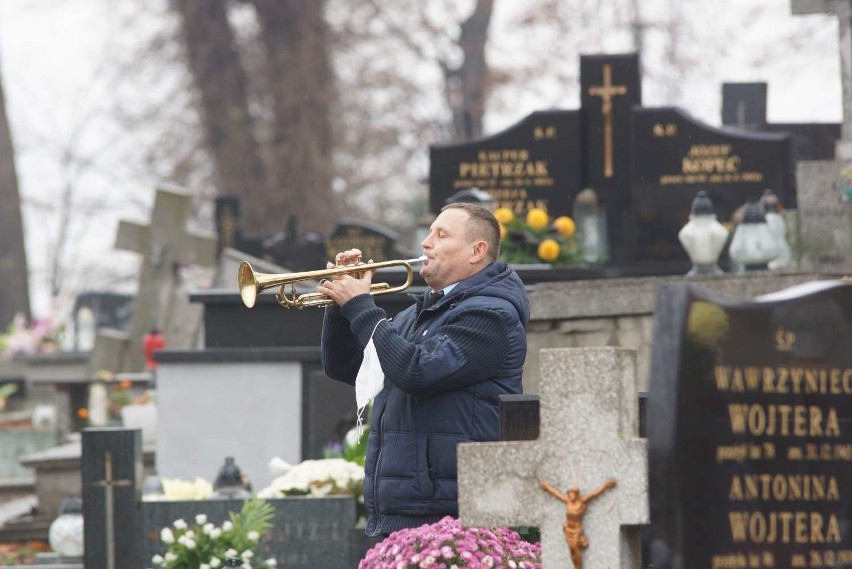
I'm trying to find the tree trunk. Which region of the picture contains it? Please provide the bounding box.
[250,0,336,234]
[0,64,31,328]
[173,0,268,233]
[449,0,494,140]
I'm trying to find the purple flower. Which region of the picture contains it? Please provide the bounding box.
[358,516,540,569]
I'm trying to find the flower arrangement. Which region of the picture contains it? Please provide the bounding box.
[76,370,151,425]
[358,516,541,569]
[0,313,65,361]
[494,207,581,266]
[150,498,276,569]
[158,477,215,501]
[257,458,364,500]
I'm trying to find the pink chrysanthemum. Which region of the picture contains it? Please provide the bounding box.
[358,516,541,569]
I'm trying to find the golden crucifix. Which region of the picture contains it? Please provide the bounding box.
[541,478,617,569]
[588,64,628,178]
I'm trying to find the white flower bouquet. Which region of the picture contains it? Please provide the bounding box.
[258,458,364,499]
[150,498,276,569]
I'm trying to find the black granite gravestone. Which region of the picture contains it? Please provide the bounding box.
[82,428,143,569]
[631,107,795,263]
[648,280,852,569]
[581,53,642,263]
[430,110,583,219]
[325,219,408,263]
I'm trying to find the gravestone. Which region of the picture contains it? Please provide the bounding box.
[114,184,217,372]
[430,110,584,219]
[647,280,852,569]
[429,53,801,273]
[792,2,852,273]
[81,428,142,569]
[458,347,648,568]
[631,107,795,263]
[325,219,408,263]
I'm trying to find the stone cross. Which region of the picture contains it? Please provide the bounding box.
[457,347,648,569]
[792,0,852,158]
[114,184,216,371]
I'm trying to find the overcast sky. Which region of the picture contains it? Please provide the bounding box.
[0,0,844,317]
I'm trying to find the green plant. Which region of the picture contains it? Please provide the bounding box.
[151,498,276,569]
[496,207,583,266]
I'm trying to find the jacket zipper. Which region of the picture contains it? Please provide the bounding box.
[372,412,386,523]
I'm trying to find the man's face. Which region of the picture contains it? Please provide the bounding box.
[419,208,480,291]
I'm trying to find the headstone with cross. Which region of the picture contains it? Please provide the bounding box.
[791,1,852,273]
[457,347,648,569]
[82,427,143,569]
[112,184,217,372]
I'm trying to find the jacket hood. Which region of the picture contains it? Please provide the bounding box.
[439,261,530,326]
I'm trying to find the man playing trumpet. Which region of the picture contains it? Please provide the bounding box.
[319,202,530,537]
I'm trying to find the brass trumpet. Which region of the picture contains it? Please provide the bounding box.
[238,256,427,309]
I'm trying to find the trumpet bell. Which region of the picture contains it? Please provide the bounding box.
[238,262,258,308]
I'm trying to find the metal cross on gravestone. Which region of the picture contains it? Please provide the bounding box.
[458,347,648,569]
[114,184,216,371]
[793,0,852,158]
[82,428,143,569]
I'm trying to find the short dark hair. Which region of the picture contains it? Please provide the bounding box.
[441,202,501,261]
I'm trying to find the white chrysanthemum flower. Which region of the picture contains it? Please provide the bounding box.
[247,530,260,542]
[210,528,222,539]
[265,559,277,567]
[258,458,365,497]
[162,477,214,500]
[222,521,234,532]
[242,550,254,559]
[173,519,187,530]
[200,565,210,569]
[177,534,188,546]
[151,554,164,565]
[185,538,196,550]
[209,558,221,568]
[225,548,238,557]
[196,514,208,525]
[203,522,215,535]
[164,552,178,562]
[160,528,175,544]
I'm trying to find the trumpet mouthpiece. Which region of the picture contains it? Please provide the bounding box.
[412,255,428,264]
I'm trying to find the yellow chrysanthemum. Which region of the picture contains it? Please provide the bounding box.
[499,223,507,239]
[553,216,576,237]
[537,239,560,262]
[494,207,514,224]
[526,208,549,230]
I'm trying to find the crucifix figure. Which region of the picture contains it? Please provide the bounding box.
[89,451,132,569]
[540,478,617,569]
[588,64,628,178]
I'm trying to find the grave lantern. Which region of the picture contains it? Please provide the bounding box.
[728,199,782,271]
[677,191,728,275]
[48,496,84,557]
[210,456,252,499]
[573,187,607,263]
[143,328,165,369]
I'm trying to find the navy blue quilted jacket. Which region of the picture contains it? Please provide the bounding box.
[321,261,529,536]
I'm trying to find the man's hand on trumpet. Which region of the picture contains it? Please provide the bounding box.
[317,248,377,307]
